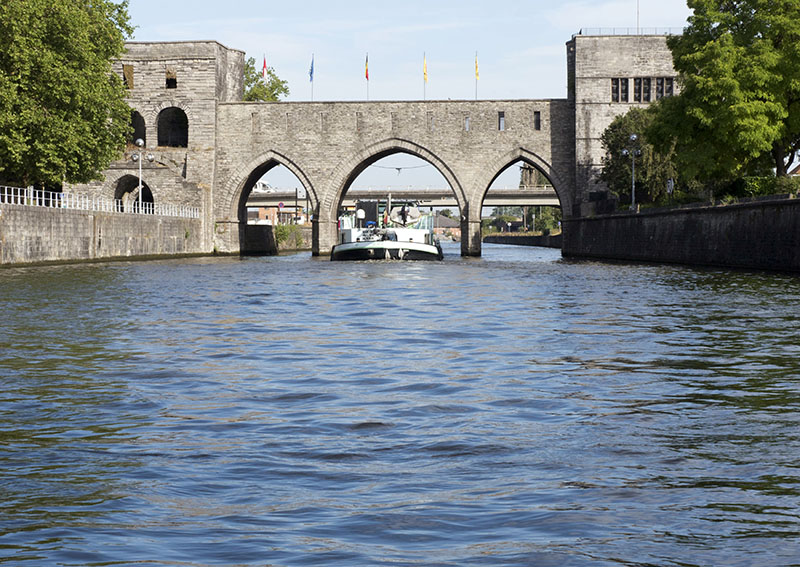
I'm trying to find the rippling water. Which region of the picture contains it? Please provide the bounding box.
[1,243,799,566]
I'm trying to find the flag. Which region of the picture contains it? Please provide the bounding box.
[475,53,479,81]
[262,55,268,81]
[423,54,428,83]
[309,54,314,82]
[365,53,369,81]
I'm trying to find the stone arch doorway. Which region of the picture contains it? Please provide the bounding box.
[114,174,154,213]
[157,107,188,148]
[319,138,465,256]
[229,155,317,255]
[475,148,570,256]
[129,111,146,146]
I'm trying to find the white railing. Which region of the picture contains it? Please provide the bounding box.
[0,185,200,219]
[576,27,683,37]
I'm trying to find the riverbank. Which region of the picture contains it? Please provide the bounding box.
[563,194,800,273]
[483,232,562,249]
[0,203,204,266]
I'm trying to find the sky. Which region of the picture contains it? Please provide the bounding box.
[127,0,693,190]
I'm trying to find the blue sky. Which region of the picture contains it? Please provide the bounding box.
[127,0,692,189]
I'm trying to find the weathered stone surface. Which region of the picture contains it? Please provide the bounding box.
[0,205,203,265]
[562,197,800,272]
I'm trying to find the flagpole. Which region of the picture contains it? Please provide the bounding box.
[475,51,478,100]
[423,52,426,101]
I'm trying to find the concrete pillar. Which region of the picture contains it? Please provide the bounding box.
[313,218,338,257]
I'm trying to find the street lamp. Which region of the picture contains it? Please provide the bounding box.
[621,134,642,211]
[131,138,154,212]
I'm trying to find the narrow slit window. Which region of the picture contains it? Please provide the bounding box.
[656,77,665,99]
[620,79,629,102]
[427,111,435,131]
[534,111,541,131]
[122,64,134,89]
[634,78,642,102]
[498,111,505,131]
[165,66,177,89]
[665,78,674,97]
[464,115,470,132]
[643,78,651,102]
[611,78,619,102]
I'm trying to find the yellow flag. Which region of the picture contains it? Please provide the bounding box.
[475,53,479,81]
[424,54,428,83]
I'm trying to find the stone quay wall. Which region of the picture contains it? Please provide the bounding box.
[0,205,204,265]
[562,197,800,272]
[483,233,563,249]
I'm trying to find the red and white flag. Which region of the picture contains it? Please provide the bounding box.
[262,55,268,80]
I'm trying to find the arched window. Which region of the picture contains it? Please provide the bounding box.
[157,107,188,148]
[130,111,146,145]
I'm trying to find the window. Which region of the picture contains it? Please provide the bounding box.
[157,107,188,147]
[130,111,146,145]
[611,78,619,102]
[498,111,505,131]
[534,111,541,131]
[656,77,665,99]
[464,115,470,132]
[620,78,629,102]
[634,78,642,102]
[642,78,651,102]
[391,112,398,131]
[666,77,674,97]
[122,64,133,89]
[165,66,177,89]
[427,111,435,132]
[356,112,363,132]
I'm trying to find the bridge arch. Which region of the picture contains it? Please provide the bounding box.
[222,150,317,223]
[477,147,573,216]
[321,138,466,223]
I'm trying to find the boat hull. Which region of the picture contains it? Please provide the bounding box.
[331,240,443,261]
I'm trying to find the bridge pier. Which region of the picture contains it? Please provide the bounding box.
[313,218,338,258]
[461,216,483,257]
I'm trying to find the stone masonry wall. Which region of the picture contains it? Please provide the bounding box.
[212,98,576,255]
[562,197,800,272]
[0,205,204,265]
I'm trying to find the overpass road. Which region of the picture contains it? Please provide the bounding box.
[246,187,560,209]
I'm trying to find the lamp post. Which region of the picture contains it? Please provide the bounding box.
[621,134,642,211]
[131,138,154,213]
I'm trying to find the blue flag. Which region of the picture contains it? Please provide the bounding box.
[309,55,314,82]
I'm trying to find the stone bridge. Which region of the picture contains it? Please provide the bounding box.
[73,34,676,257]
[214,99,574,255]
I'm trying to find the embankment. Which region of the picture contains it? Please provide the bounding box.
[483,233,562,249]
[0,204,204,265]
[563,196,800,272]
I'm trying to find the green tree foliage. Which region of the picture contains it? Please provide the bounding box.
[650,0,800,179]
[0,0,133,187]
[243,57,289,102]
[600,107,678,205]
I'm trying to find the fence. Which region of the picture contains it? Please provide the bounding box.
[575,27,683,37]
[0,185,200,219]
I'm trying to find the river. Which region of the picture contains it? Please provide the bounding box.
[1,242,798,566]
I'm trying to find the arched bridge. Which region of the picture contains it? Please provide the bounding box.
[214,99,575,256]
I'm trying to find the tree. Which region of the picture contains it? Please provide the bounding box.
[243,57,289,102]
[652,0,800,178]
[439,208,454,218]
[600,107,678,205]
[0,0,133,188]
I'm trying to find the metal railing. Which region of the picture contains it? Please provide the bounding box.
[0,185,200,219]
[575,27,683,37]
